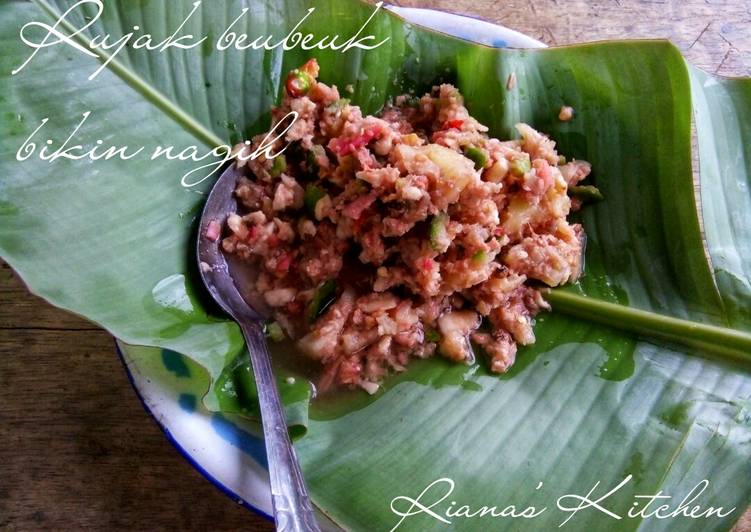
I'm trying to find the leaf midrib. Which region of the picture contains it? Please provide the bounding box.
[33,0,224,149]
[546,290,751,364]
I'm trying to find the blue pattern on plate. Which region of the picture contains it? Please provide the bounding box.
[211,413,268,468]
[161,349,191,378]
[178,393,197,413]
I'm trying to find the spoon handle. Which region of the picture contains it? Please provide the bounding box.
[240,321,321,532]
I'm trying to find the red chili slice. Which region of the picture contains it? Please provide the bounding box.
[276,252,292,273]
[442,119,464,130]
[328,125,382,156]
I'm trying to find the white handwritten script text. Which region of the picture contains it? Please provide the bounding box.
[12,0,389,80]
[389,476,735,530]
[16,111,299,187]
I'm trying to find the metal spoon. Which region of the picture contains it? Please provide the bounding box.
[196,163,321,532]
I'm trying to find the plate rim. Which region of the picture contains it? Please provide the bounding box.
[116,341,275,521]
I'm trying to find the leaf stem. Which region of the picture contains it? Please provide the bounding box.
[33,0,225,149]
[546,290,751,364]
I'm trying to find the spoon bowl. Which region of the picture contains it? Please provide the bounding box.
[196,163,321,532]
[197,164,264,322]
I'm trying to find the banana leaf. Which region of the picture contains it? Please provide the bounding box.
[1,0,750,530]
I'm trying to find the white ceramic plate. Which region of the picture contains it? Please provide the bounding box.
[119,7,545,525]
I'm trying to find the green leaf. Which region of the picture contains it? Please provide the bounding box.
[1,1,750,531]
[214,343,312,439]
[689,67,751,330]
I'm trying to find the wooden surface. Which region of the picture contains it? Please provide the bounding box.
[0,261,270,531]
[2,1,749,530]
[390,0,750,77]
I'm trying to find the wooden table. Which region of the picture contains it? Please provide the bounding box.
[1,1,748,530]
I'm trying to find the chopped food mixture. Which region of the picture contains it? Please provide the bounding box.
[558,105,574,122]
[220,59,595,393]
